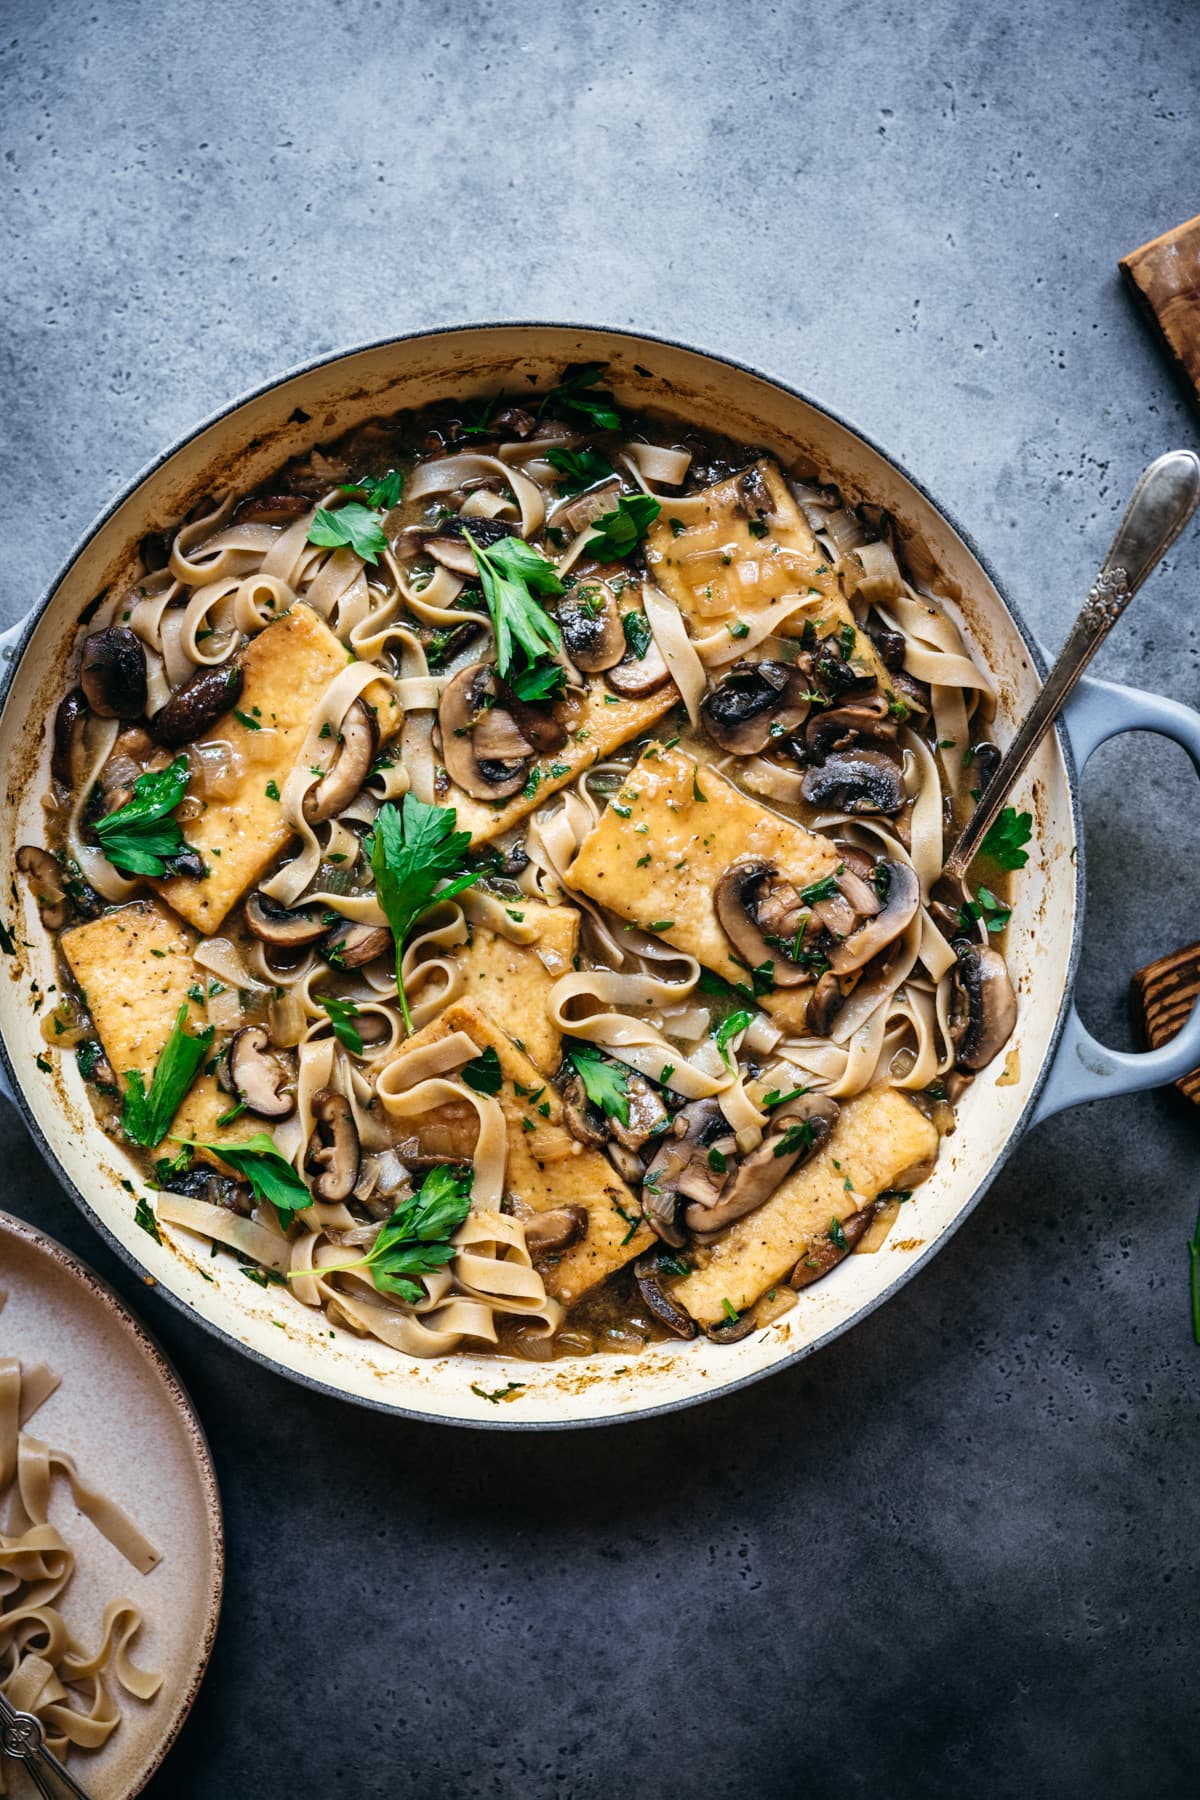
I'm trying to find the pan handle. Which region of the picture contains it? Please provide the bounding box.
[1032,675,1200,1125]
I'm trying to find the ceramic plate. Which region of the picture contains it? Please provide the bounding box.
[0,1211,222,1797]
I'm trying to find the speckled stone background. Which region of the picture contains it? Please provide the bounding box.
[2,1,1198,1795]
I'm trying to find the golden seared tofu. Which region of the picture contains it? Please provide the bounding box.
[448,676,678,845]
[451,900,580,1075]
[667,1086,938,1324]
[60,898,237,1145]
[154,607,399,934]
[564,744,839,1032]
[389,1000,653,1306]
[644,456,888,684]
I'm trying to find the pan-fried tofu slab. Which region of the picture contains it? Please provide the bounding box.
[391,1000,653,1306]
[154,607,399,934]
[60,898,236,1145]
[448,677,678,845]
[667,1086,938,1324]
[451,901,579,1075]
[643,456,889,686]
[565,745,839,1033]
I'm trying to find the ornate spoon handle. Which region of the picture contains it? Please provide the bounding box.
[942,449,1200,884]
[0,1690,94,1800]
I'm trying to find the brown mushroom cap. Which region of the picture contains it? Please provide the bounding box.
[714,860,811,988]
[949,943,1017,1072]
[16,845,70,931]
[302,700,378,824]
[244,892,328,949]
[789,1201,880,1289]
[703,1309,756,1344]
[80,627,148,719]
[801,747,905,815]
[826,859,921,976]
[685,1093,840,1235]
[305,1088,360,1201]
[439,662,533,801]
[641,1098,727,1247]
[605,627,672,698]
[150,662,244,749]
[523,1206,589,1255]
[701,659,811,755]
[323,921,392,969]
[804,692,897,763]
[558,586,626,672]
[220,1026,296,1120]
[633,1253,697,1339]
[806,970,844,1037]
[52,688,89,788]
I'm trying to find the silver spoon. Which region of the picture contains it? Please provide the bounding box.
[0,1689,95,1800]
[941,449,1200,887]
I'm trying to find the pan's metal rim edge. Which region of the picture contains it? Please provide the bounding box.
[0,319,1086,1432]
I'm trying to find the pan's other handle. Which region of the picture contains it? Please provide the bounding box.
[1032,675,1200,1125]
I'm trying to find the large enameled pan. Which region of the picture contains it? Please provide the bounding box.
[1,324,1198,1428]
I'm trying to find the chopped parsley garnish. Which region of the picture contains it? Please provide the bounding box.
[341,469,403,510]
[94,757,195,878]
[799,873,839,905]
[775,1118,815,1158]
[622,611,652,661]
[657,1253,693,1277]
[292,1165,472,1304]
[318,994,363,1055]
[958,885,1011,936]
[981,806,1033,871]
[369,795,481,1032]
[747,519,768,539]
[462,1044,503,1095]
[584,493,661,561]
[721,1298,739,1324]
[471,1380,526,1404]
[509,660,567,703]
[121,1003,214,1148]
[543,362,622,430]
[133,1196,162,1243]
[565,1039,630,1126]
[544,444,616,495]
[464,529,563,688]
[829,1216,847,1250]
[714,1009,753,1065]
[308,498,390,565]
[762,1085,808,1109]
[177,1130,311,1228]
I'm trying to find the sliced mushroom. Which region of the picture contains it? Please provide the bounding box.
[685,1093,839,1235]
[949,944,1017,1072]
[610,1077,670,1152]
[52,688,89,788]
[641,1098,727,1247]
[244,892,328,949]
[16,846,69,930]
[605,630,672,699]
[234,493,312,525]
[439,662,533,801]
[414,514,513,576]
[701,659,811,755]
[562,1074,608,1147]
[80,627,147,719]
[164,1163,253,1216]
[714,860,811,987]
[868,623,906,671]
[523,1205,588,1255]
[826,860,921,976]
[633,1253,697,1339]
[305,1088,360,1202]
[813,638,873,695]
[323,921,392,969]
[703,1309,756,1344]
[806,970,844,1036]
[303,700,378,824]
[219,1026,296,1120]
[804,693,897,763]
[801,747,905,815]
[558,587,626,672]
[606,1141,646,1186]
[150,662,244,749]
[789,1202,880,1289]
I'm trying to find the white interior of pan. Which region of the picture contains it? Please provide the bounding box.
[0,327,1075,1424]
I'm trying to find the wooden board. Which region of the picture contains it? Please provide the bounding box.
[1130,941,1200,1106]
[1120,213,1200,409]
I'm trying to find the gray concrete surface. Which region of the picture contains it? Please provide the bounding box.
[2,1,1199,1794]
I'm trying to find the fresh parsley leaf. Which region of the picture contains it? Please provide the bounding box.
[959,885,1012,936]
[508,660,567,703]
[319,994,363,1055]
[462,1044,502,1095]
[762,1085,808,1108]
[471,1380,526,1404]
[308,501,389,566]
[565,1039,630,1126]
[622,611,652,661]
[799,873,839,905]
[295,1165,473,1303]
[121,1004,214,1147]
[543,363,622,430]
[464,530,563,682]
[370,795,480,1032]
[657,1253,693,1277]
[133,1195,162,1243]
[342,469,402,510]
[95,757,195,877]
[981,806,1033,871]
[775,1118,815,1157]
[178,1130,312,1227]
[715,1009,753,1065]
[545,444,616,495]
[829,1215,847,1250]
[584,493,661,561]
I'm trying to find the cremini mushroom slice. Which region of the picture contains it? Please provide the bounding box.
[826,859,921,976]
[642,1098,728,1247]
[701,658,812,755]
[244,892,327,949]
[685,1094,839,1236]
[302,699,377,825]
[804,691,897,762]
[949,943,1018,1072]
[523,1205,589,1255]
[605,629,672,698]
[714,860,813,987]
[323,921,392,969]
[80,626,148,720]
[51,687,89,788]
[633,1253,697,1339]
[150,661,244,749]
[305,1088,361,1202]
[558,585,626,672]
[219,1025,296,1120]
[16,846,70,931]
[789,1201,881,1290]
[801,747,905,815]
[439,662,534,801]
